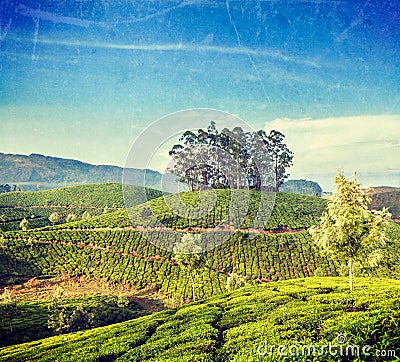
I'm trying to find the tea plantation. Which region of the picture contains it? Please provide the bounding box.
[1,190,399,302]
[1,188,399,359]
[0,277,399,361]
[0,184,163,231]
[0,294,145,347]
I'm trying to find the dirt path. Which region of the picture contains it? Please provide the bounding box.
[54,224,307,235]
[0,275,166,312]
[0,205,122,210]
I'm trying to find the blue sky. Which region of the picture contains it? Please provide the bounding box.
[1,0,399,190]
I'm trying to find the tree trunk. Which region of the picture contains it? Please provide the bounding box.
[349,258,353,291]
[190,272,196,302]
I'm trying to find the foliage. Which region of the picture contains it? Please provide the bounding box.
[226,273,246,292]
[0,185,18,194]
[47,285,68,334]
[310,172,391,290]
[81,211,91,220]
[173,233,204,302]
[168,122,293,191]
[71,190,327,231]
[48,212,60,225]
[0,278,399,362]
[1,190,399,303]
[0,293,144,347]
[0,183,163,231]
[66,213,77,222]
[0,288,16,334]
[19,218,28,231]
[263,129,294,191]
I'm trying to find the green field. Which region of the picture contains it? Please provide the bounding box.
[1,190,399,302]
[0,184,163,231]
[50,190,327,230]
[0,186,399,359]
[0,294,145,347]
[1,277,399,361]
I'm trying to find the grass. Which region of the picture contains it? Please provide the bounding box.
[1,190,399,302]
[0,294,145,347]
[57,190,328,230]
[0,277,399,361]
[0,183,163,231]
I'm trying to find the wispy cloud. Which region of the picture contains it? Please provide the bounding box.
[11,37,319,67]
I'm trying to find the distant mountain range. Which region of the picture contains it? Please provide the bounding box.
[0,153,179,193]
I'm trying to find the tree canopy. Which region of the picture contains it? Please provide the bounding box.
[168,122,293,191]
[173,233,204,302]
[309,171,391,291]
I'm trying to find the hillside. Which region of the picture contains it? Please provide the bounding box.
[1,277,399,361]
[0,293,146,347]
[0,152,178,192]
[55,190,328,230]
[370,188,400,221]
[1,190,399,303]
[0,183,163,231]
[280,179,323,196]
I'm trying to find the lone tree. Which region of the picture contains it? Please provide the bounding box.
[66,213,77,222]
[310,171,391,291]
[173,233,204,302]
[19,218,29,231]
[48,285,68,334]
[1,287,16,334]
[0,214,5,229]
[81,211,91,220]
[49,212,60,225]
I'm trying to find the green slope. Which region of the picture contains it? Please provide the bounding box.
[0,294,145,347]
[0,183,163,231]
[1,191,399,302]
[1,277,399,362]
[54,190,328,230]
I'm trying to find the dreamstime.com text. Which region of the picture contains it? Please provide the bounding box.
[256,334,396,359]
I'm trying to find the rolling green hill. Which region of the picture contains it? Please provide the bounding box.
[1,190,398,304]
[0,294,145,348]
[56,190,328,230]
[1,277,399,361]
[0,183,163,231]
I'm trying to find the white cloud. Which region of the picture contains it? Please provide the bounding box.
[265,115,400,190]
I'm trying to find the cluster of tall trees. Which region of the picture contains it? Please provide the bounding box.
[168,122,293,192]
[0,184,21,194]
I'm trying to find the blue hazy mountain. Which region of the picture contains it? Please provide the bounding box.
[0,152,178,192]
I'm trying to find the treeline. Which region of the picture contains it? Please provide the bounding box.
[280,179,323,196]
[0,184,22,194]
[168,122,293,191]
